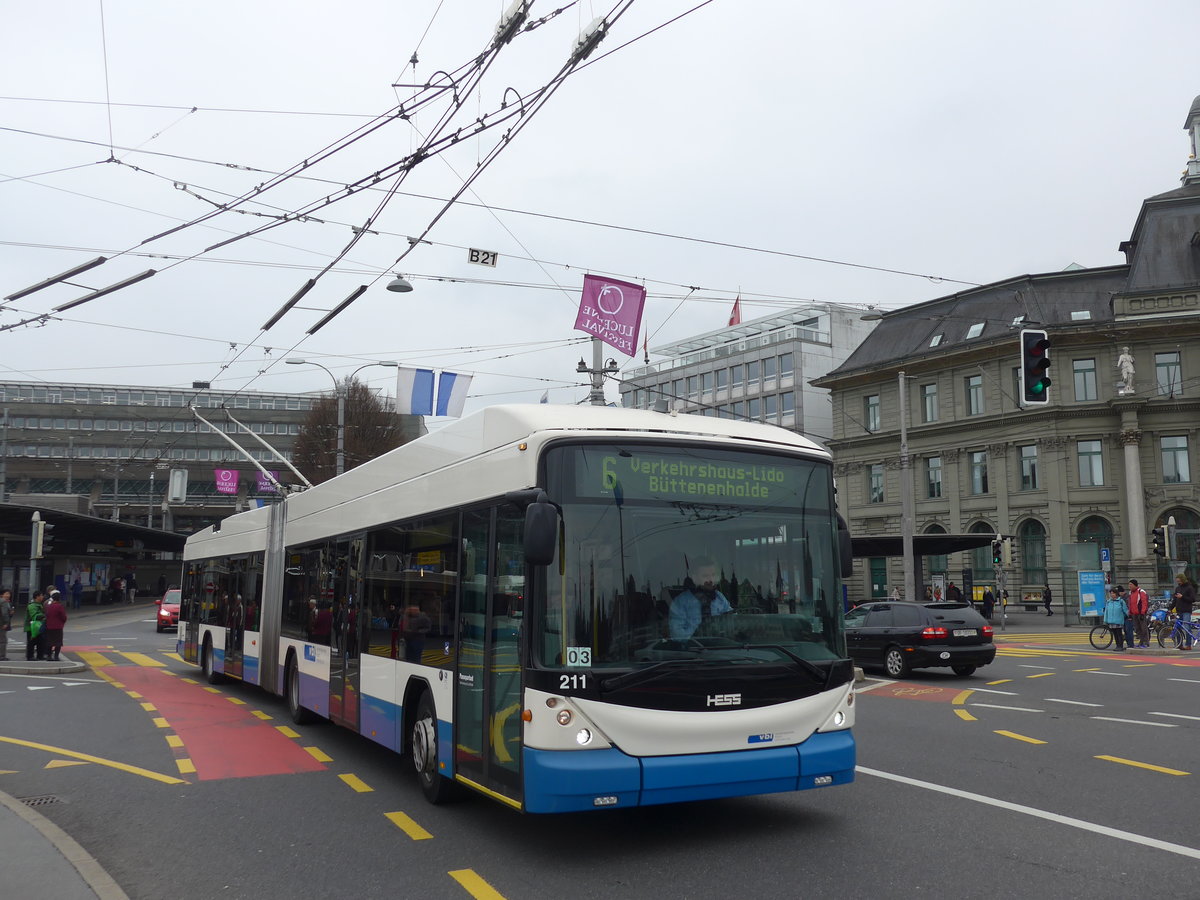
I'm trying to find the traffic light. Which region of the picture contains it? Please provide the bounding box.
[1019,329,1051,405]
[991,539,1003,566]
[31,520,54,558]
[1152,523,1170,557]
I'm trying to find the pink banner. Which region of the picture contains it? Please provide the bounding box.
[214,469,239,495]
[256,470,279,493]
[573,274,646,357]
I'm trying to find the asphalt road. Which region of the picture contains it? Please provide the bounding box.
[2,612,1198,899]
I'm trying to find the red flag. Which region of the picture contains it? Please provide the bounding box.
[728,296,742,326]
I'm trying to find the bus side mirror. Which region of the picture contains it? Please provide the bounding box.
[524,500,559,566]
[837,513,854,579]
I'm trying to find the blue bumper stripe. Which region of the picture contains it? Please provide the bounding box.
[361,697,402,752]
[523,730,855,813]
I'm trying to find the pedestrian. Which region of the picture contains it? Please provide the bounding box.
[946,581,963,604]
[108,575,123,605]
[1114,585,1134,648]
[0,588,12,661]
[1172,573,1195,651]
[157,573,167,596]
[125,570,138,604]
[70,577,83,610]
[1102,585,1129,651]
[1042,584,1053,616]
[981,586,995,620]
[44,589,68,661]
[923,586,933,602]
[24,589,47,661]
[1127,579,1150,648]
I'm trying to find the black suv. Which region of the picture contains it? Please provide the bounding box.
[844,601,996,678]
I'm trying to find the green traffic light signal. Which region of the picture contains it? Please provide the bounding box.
[1020,329,1051,405]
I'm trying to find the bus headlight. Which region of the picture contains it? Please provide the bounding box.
[833,711,846,727]
[576,728,593,745]
[556,709,573,726]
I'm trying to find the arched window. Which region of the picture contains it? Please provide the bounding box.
[969,522,994,575]
[1020,520,1047,585]
[1076,516,1114,567]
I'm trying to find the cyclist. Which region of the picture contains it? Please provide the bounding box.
[1102,586,1129,652]
[1172,574,1195,651]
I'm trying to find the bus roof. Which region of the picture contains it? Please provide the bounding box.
[184,404,829,558]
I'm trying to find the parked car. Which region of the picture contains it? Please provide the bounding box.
[844,600,995,677]
[156,589,181,633]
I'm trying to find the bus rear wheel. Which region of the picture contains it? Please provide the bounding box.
[286,655,314,725]
[201,638,222,684]
[411,692,458,804]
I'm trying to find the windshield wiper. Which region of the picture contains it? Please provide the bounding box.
[740,644,830,685]
[600,659,714,693]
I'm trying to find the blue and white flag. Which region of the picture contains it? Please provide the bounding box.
[396,367,435,415]
[436,371,472,417]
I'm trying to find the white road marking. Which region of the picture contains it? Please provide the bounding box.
[1086,671,1130,677]
[1168,678,1200,685]
[1044,698,1103,707]
[857,765,1200,861]
[1090,716,1176,727]
[1148,712,1200,722]
[970,703,1044,713]
[968,688,1019,696]
[1018,665,1056,669]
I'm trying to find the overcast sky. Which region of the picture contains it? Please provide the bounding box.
[1,1,1197,414]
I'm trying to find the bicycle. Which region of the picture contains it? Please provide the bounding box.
[1089,622,1116,650]
[1156,615,1200,650]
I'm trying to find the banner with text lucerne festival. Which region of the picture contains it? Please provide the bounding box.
[214,469,239,495]
[573,274,646,357]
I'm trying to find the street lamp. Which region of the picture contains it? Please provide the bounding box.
[285,359,399,476]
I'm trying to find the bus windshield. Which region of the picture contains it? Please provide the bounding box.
[535,442,844,671]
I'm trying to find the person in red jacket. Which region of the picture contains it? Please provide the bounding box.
[43,588,69,661]
[1127,579,1150,649]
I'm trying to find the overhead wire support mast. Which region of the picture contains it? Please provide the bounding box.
[190,406,310,494]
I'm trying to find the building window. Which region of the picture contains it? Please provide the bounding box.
[1077,440,1104,486]
[1156,351,1182,397]
[1019,444,1039,490]
[926,456,942,499]
[763,356,777,380]
[930,334,944,347]
[921,383,938,423]
[731,365,743,388]
[686,376,698,398]
[1072,359,1097,402]
[965,375,983,416]
[780,391,794,414]
[778,353,793,377]
[746,360,761,389]
[864,394,881,432]
[965,322,984,339]
[700,372,713,394]
[1162,436,1190,484]
[716,369,728,391]
[748,397,761,419]
[1020,520,1047,585]
[763,394,778,418]
[868,464,884,503]
[970,450,988,494]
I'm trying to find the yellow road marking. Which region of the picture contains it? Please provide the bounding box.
[1026,672,1054,679]
[226,697,246,705]
[203,687,220,694]
[0,736,185,784]
[955,709,977,722]
[304,746,332,763]
[986,679,1012,685]
[165,735,184,749]
[1095,755,1189,776]
[952,690,973,705]
[181,677,199,684]
[126,691,143,699]
[449,869,505,899]
[385,811,433,841]
[45,759,88,769]
[176,758,196,775]
[995,730,1047,745]
[1124,664,1154,668]
[116,652,166,667]
[152,717,169,729]
[276,726,300,739]
[77,651,111,668]
[140,703,156,713]
[338,773,373,793]
[162,652,184,662]
[1074,668,1102,672]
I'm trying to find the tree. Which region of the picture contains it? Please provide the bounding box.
[292,378,409,484]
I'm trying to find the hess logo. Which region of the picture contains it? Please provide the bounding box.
[706,693,742,707]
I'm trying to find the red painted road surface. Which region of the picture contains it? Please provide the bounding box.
[113,667,327,780]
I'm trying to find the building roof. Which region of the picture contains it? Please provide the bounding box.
[649,303,856,357]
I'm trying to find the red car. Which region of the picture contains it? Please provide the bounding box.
[157,589,181,633]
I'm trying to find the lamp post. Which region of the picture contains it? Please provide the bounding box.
[286,359,398,476]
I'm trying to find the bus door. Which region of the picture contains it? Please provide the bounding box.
[329,538,363,730]
[455,506,525,804]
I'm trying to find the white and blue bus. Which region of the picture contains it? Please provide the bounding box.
[177,404,856,812]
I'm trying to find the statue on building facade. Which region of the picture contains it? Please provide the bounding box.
[1117,346,1135,394]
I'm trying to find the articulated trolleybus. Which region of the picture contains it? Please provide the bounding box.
[178,404,856,812]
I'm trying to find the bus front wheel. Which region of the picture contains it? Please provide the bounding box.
[286,655,314,725]
[411,692,458,804]
[201,638,221,684]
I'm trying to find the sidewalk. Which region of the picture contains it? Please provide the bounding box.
[1,599,152,899]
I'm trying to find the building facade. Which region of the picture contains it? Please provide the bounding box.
[812,95,1200,608]
[619,303,877,442]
